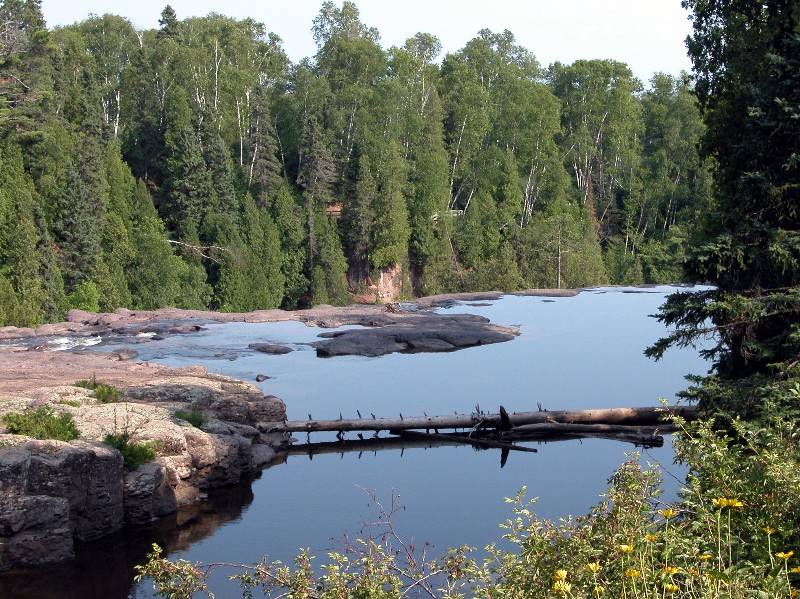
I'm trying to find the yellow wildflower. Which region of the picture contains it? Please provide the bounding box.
[593,586,605,597]
[618,544,634,554]
[552,579,571,594]
[645,533,659,542]
[764,526,776,535]
[790,566,800,574]
[662,565,679,575]
[586,562,601,574]
[711,497,744,509]
[776,551,795,561]
[624,568,641,579]
[687,567,700,576]
[659,508,678,519]
[698,553,714,561]
[664,583,679,593]
[791,589,799,599]
[553,569,568,581]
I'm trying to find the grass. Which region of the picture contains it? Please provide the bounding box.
[174,409,206,428]
[56,398,82,407]
[104,432,156,470]
[75,374,121,403]
[2,406,79,441]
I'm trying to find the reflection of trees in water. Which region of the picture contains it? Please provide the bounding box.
[0,476,261,599]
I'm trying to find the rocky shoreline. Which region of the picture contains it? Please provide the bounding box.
[0,370,288,571]
[0,290,568,572]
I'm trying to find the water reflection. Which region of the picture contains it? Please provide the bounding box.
[0,287,710,598]
[0,480,258,599]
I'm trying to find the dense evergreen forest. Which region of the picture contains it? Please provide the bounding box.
[0,0,713,327]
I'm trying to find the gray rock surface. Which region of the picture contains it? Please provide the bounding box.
[311,313,518,357]
[248,343,294,355]
[0,375,289,571]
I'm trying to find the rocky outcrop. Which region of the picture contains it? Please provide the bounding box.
[248,343,294,355]
[0,374,289,572]
[311,313,519,357]
[0,438,123,568]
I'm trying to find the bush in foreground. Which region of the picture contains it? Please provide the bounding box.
[104,433,156,470]
[75,375,121,403]
[2,407,79,441]
[136,410,800,598]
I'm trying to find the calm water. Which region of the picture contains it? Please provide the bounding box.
[0,286,710,599]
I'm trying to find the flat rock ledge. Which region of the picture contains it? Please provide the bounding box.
[311,313,519,357]
[0,370,288,572]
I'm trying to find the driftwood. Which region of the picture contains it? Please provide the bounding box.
[258,405,695,434]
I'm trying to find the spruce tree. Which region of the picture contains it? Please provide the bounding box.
[247,86,284,205]
[649,0,800,418]
[161,87,214,241]
[371,144,411,271]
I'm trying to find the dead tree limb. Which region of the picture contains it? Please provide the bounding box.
[258,405,695,435]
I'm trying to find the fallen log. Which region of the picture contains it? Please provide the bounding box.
[258,405,695,434]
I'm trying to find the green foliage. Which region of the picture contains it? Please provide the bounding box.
[134,411,800,599]
[103,432,156,470]
[649,0,800,415]
[0,3,714,325]
[74,376,121,403]
[174,409,206,428]
[66,281,100,312]
[2,406,79,441]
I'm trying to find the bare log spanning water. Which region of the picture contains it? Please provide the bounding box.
[258,405,695,434]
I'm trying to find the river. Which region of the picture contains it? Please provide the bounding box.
[0,286,710,598]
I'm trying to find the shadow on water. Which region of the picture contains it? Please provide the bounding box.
[0,478,261,599]
[0,434,624,599]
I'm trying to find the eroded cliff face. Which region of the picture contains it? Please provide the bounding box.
[0,369,288,571]
[351,264,408,304]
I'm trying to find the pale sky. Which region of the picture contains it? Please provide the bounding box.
[41,0,693,82]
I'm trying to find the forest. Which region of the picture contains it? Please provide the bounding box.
[0,0,712,326]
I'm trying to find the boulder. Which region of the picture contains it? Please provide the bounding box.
[0,495,73,570]
[248,343,294,355]
[123,462,177,525]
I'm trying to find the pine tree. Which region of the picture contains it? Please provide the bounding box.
[497,149,523,232]
[343,152,375,281]
[247,86,283,205]
[648,0,800,417]
[0,140,46,325]
[200,111,237,216]
[271,184,309,308]
[296,116,336,268]
[408,104,453,294]
[161,87,214,240]
[371,144,410,271]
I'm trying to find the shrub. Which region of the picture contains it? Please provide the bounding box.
[75,375,121,403]
[56,399,81,407]
[2,406,79,441]
[66,281,100,312]
[174,409,206,428]
[104,433,156,470]
[136,411,800,599]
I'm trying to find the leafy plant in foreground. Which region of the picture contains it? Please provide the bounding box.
[2,406,79,441]
[75,375,121,403]
[104,432,156,470]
